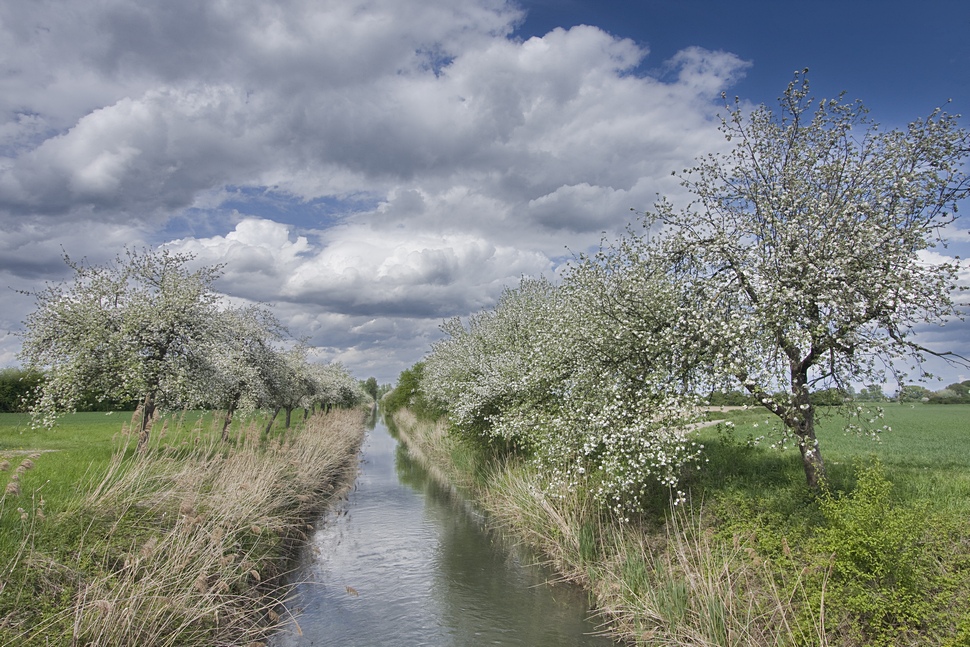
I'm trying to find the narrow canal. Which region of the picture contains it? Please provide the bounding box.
[271,413,617,646]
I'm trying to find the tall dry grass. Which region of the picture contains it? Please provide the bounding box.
[394,409,826,647]
[482,463,829,647]
[3,407,365,646]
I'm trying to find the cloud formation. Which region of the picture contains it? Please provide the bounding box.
[5,0,961,386]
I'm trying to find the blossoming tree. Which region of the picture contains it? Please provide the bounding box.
[423,273,704,514]
[205,304,287,440]
[19,248,224,449]
[650,71,969,488]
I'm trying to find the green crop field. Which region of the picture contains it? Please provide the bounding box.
[700,403,970,511]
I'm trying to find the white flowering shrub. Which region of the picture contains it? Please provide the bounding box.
[423,267,705,515]
[423,278,558,447]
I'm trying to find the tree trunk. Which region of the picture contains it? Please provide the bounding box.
[284,406,293,429]
[137,391,157,453]
[741,369,827,489]
[221,396,239,442]
[791,377,826,489]
[794,413,826,489]
[264,406,281,436]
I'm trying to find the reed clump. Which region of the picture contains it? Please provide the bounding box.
[481,465,827,646]
[0,407,365,646]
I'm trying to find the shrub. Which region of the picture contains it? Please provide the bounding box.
[808,460,956,645]
[383,363,444,421]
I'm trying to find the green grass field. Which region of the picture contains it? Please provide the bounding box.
[1,411,127,525]
[697,403,970,513]
[0,410,236,519]
[0,408,321,501]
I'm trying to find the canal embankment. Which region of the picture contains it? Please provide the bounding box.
[389,404,970,646]
[0,407,366,646]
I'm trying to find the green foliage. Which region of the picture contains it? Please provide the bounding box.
[896,384,932,402]
[810,387,851,407]
[706,390,756,406]
[363,377,379,401]
[0,368,44,413]
[807,460,960,645]
[383,363,443,421]
[927,382,970,404]
[856,384,888,402]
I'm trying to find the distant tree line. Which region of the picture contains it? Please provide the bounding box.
[707,381,970,407]
[15,248,368,449]
[923,381,970,404]
[382,362,443,420]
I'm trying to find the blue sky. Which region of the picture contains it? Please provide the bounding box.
[521,0,970,125]
[0,0,967,387]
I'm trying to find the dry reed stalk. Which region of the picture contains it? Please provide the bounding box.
[11,407,365,647]
[481,464,591,581]
[583,503,815,647]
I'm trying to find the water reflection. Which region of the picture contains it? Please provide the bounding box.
[271,414,614,647]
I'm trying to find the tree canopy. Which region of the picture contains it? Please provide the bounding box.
[649,71,969,486]
[19,248,224,446]
[417,71,969,507]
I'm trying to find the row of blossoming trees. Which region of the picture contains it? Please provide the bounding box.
[18,248,365,451]
[420,73,969,515]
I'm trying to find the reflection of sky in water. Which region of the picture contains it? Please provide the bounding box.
[272,417,615,647]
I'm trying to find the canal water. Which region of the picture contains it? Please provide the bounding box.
[271,413,616,647]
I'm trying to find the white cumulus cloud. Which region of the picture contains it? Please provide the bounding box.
[0,0,769,382]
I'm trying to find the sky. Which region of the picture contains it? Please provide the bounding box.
[1,0,968,388]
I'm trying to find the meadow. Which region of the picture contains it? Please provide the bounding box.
[394,403,970,646]
[0,407,366,646]
[700,403,970,514]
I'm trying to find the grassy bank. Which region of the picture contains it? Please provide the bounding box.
[393,405,970,646]
[0,407,365,646]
